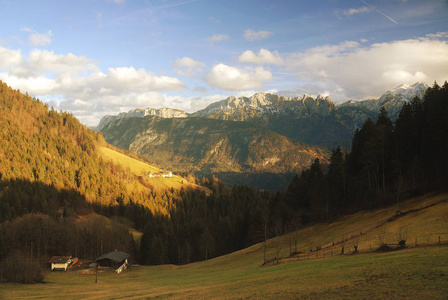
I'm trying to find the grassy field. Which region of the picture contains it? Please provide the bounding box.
[98,146,209,194]
[1,193,447,299]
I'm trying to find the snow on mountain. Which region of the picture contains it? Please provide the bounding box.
[97,107,188,130]
[97,82,428,139]
[191,92,335,120]
[380,82,428,103]
[338,82,428,114]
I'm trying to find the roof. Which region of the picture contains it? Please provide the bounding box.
[49,256,72,263]
[96,250,130,263]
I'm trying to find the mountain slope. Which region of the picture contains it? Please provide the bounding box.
[191,83,428,149]
[0,80,200,222]
[190,92,360,149]
[98,146,209,194]
[100,116,327,176]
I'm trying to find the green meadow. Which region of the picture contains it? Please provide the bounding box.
[1,247,446,299]
[1,193,447,299]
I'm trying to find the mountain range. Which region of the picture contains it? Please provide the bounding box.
[99,82,428,189]
[99,82,427,147]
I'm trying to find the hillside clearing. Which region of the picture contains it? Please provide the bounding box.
[1,193,447,299]
[98,146,209,194]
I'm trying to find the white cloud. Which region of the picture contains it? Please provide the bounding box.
[0,47,22,68]
[171,57,206,76]
[0,45,187,126]
[28,49,99,74]
[172,57,204,69]
[286,37,448,99]
[208,34,229,43]
[342,6,372,16]
[238,49,283,65]
[21,28,53,47]
[243,29,273,41]
[0,73,58,95]
[205,63,272,91]
[95,66,185,92]
[425,32,448,39]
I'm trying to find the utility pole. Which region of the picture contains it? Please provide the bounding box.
[95,263,98,283]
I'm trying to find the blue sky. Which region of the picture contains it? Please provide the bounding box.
[0,0,447,126]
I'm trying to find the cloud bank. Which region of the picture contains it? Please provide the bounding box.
[206,63,272,91]
[285,35,448,99]
[0,33,447,126]
[0,47,186,125]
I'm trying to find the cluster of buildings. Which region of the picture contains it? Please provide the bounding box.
[148,171,172,178]
[49,250,130,274]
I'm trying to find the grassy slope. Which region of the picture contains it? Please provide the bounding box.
[1,193,447,299]
[98,146,209,194]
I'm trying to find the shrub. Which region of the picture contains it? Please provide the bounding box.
[0,252,44,284]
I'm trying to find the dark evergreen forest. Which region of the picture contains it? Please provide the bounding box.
[0,80,447,271]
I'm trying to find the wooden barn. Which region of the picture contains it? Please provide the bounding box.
[49,256,78,271]
[96,250,130,273]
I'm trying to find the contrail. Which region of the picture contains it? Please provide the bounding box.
[361,0,398,24]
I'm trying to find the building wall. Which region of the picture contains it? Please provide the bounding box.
[51,263,68,271]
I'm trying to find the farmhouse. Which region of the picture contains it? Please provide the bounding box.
[49,256,78,271]
[148,171,173,178]
[96,250,130,273]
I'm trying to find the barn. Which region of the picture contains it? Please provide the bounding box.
[49,256,77,271]
[96,250,130,273]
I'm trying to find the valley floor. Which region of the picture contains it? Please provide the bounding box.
[1,193,447,299]
[1,246,447,299]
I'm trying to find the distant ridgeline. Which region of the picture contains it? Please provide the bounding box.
[100,82,428,150]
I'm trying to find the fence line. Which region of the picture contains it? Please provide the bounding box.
[268,235,447,264]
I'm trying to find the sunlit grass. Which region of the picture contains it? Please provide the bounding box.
[98,146,210,193]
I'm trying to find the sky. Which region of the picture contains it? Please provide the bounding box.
[0,0,447,127]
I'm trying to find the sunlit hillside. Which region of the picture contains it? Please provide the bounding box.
[98,146,210,194]
[0,80,208,223]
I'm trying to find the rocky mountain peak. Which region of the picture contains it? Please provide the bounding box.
[96,107,188,130]
[250,92,273,107]
[380,81,428,103]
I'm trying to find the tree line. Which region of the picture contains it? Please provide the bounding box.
[283,81,448,223]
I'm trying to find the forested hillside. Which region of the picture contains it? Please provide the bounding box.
[0,81,174,221]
